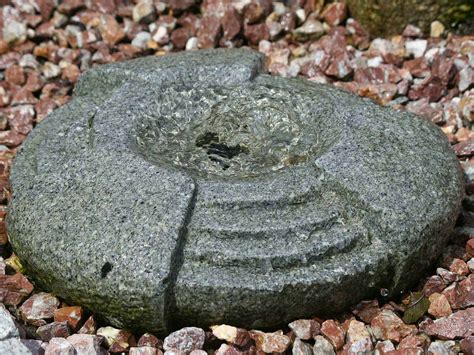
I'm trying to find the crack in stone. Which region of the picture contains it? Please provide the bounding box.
[163,179,198,332]
[87,110,96,149]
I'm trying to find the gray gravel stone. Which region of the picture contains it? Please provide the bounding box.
[0,338,45,355]
[292,338,313,355]
[0,304,19,340]
[8,48,463,333]
[313,335,335,355]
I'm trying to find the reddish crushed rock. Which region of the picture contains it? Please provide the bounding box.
[163,327,205,352]
[320,319,345,350]
[249,330,291,353]
[0,272,34,306]
[36,320,71,342]
[427,293,452,318]
[424,308,474,339]
[288,319,320,340]
[370,310,416,343]
[53,306,84,331]
[0,0,473,353]
[211,324,250,347]
[19,292,60,326]
[138,333,163,348]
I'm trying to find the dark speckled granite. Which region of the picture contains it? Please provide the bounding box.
[7,48,464,334]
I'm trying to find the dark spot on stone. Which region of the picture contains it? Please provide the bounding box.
[206,142,247,160]
[195,131,219,147]
[195,131,248,169]
[101,262,112,278]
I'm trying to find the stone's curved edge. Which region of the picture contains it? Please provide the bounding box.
[174,240,391,329]
[7,49,465,334]
[8,48,267,334]
[172,82,464,329]
[73,47,264,104]
[175,161,390,328]
[7,93,197,334]
[8,150,196,333]
[314,86,464,293]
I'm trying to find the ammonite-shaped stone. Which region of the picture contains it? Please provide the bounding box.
[7,48,463,334]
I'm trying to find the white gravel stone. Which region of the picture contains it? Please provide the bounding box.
[186,37,199,51]
[405,39,428,58]
[132,31,152,49]
[2,20,27,44]
[430,21,445,38]
[0,304,19,341]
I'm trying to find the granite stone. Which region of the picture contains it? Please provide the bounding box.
[7,48,464,333]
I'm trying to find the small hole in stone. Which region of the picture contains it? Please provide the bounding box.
[207,142,247,160]
[195,132,248,170]
[195,131,219,147]
[101,262,112,278]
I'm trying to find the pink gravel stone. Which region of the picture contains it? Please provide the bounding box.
[0,130,27,147]
[45,337,75,355]
[402,25,423,38]
[352,299,381,323]
[424,308,474,340]
[19,292,60,326]
[171,28,192,50]
[320,319,345,350]
[138,333,163,348]
[397,335,427,349]
[244,23,269,45]
[250,330,290,353]
[428,293,452,319]
[53,306,84,331]
[163,327,205,352]
[288,319,320,340]
[198,16,221,49]
[342,319,373,353]
[322,2,347,27]
[325,51,352,79]
[457,274,474,308]
[403,58,430,78]
[98,14,125,45]
[210,324,250,347]
[449,258,470,276]
[4,65,26,86]
[221,8,241,41]
[37,321,71,342]
[214,343,245,355]
[78,315,96,335]
[4,105,34,135]
[370,310,416,343]
[460,336,474,355]
[130,347,161,355]
[67,334,104,354]
[0,272,34,306]
[375,340,395,354]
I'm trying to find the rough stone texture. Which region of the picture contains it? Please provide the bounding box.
[7,48,464,334]
[346,0,474,37]
[163,327,205,352]
[0,338,45,354]
[0,304,19,340]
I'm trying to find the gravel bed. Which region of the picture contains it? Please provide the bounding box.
[0,0,473,354]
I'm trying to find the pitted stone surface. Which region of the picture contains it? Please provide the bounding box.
[7,48,464,334]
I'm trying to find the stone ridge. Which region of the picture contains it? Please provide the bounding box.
[7,48,464,334]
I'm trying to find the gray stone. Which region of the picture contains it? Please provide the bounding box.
[292,338,313,355]
[0,304,19,340]
[313,335,335,355]
[8,48,463,334]
[0,338,45,355]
